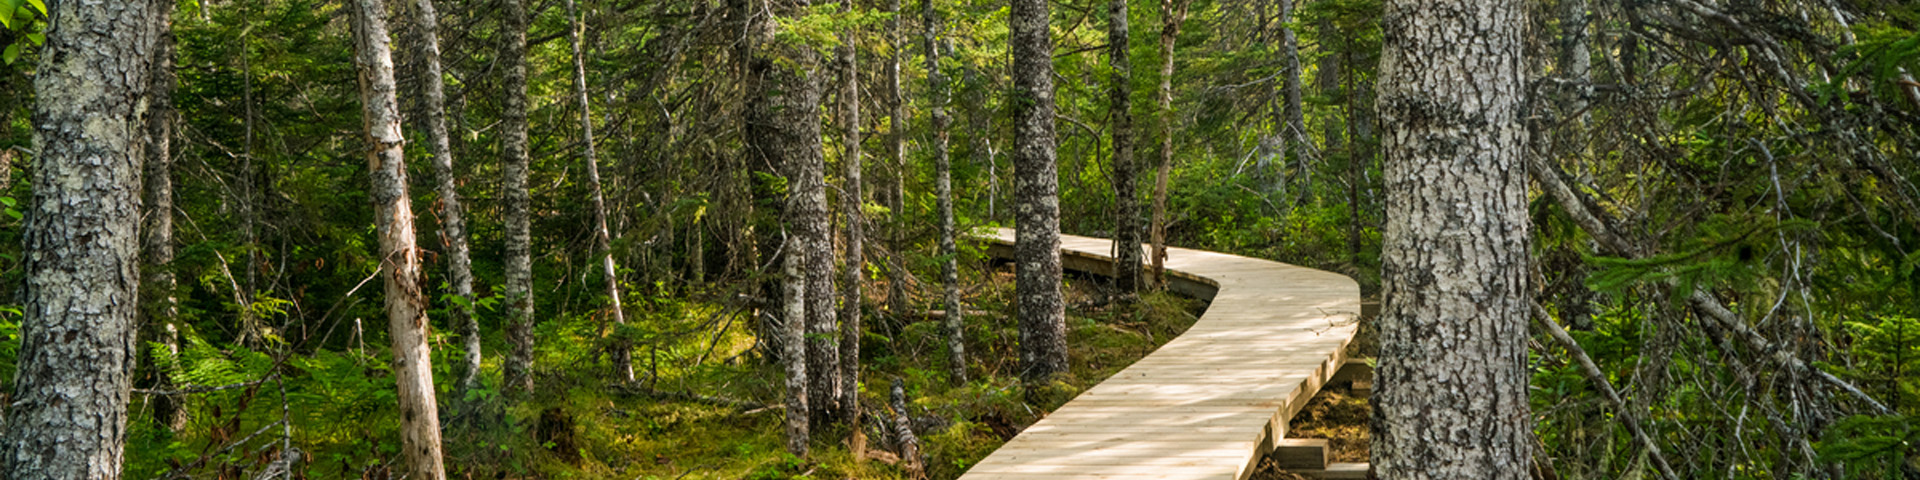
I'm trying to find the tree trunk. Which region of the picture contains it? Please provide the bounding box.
[747,0,827,449]
[1371,0,1530,478]
[1278,0,1304,194]
[1012,0,1069,384]
[1149,0,1190,289]
[965,65,996,221]
[562,0,636,384]
[1310,15,1340,207]
[408,0,480,399]
[801,84,841,428]
[837,0,866,443]
[780,236,810,456]
[1109,0,1143,294]
[237,25,261,348]
[926,0,968,385]
[347,0,449,478]
[885,0,911,324]
[1563,0,1591,125]
[3,0,160,477]
[1343,49,1364,265]
[500,0,538,396]
[142,0,188,433]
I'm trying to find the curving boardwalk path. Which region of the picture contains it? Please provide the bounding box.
[966,228,1365,480]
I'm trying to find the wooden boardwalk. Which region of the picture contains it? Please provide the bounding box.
[967,228,1364,480]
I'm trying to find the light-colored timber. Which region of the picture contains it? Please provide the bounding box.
[966,228,1361,480]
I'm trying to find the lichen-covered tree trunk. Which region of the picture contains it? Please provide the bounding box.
[779,238,810,456]
[407,0,480,398]
[500,0,538,396]
[142,0,188,433]
[800,85,842,427]
[836,0,866,436]
[346,0,448,478]
[1011,0,1068,384]
[1108,0,1142,293]
[747,0,828,447]
[4,0,160,477]
[1149,0,1190,289]
[1371,0,1531,478]
[926,0,967,385]
[563,0,636,384]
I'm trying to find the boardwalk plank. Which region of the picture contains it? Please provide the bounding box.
[960,229,1359,480]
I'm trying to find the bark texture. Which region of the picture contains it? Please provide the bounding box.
[348,0,449,477]
[408,0,480,398]
[889,379,927,480]
[780,235,810,456]
[1276,0,1304,195]
[142,0,188,432]
[836,0,866,429]
[500,0,538,396]
[745,0,825,450]
[1371,0,1531,478]
[884,0,910,322]
[926,0,967,386]
[4,0,160,477]
[1109,0,1143,293]
[1149,0,1190,288]
[563,0,636,384]
[1011,0,1069,384]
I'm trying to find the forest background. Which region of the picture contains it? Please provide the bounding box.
[3,0,1920,478]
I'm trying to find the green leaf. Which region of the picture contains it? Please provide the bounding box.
[0,0,22,29]
[23,0,41,16]
[2,44,19,66]
[26,32,41,45]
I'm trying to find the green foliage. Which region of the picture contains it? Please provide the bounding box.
[1815,415,1920,478]
[1843,316,1920,412]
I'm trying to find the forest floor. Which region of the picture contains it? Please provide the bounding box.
[431,263,1210,480]
[122,258,1375,480]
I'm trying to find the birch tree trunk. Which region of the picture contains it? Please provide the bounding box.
[407,0,480,398]
[1012,0,1069,384]
[1149,0,1190,289]
[563,0,636,384]
[836,0,866,445]
[142,0,188,432]
[500,0,538,396]
[1109,0,1144,294]
[926,0,968,385]
[4,0,160,477]
[347,0,448,477]
[1371,0,1531,478]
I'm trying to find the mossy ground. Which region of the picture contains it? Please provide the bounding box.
[428,264,1206,480]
